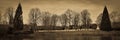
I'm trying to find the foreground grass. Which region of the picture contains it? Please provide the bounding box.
[34,30,120,40]
[1,30,120,40]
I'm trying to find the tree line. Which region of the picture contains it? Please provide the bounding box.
[28,8,93,29]
[0,7,120,30]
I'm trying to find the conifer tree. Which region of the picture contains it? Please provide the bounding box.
[100,6,112,31]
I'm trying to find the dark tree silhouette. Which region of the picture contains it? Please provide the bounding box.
[100,6,112,31]
[13,3,23,30]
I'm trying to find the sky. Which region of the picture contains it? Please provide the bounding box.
[0,0,120,24]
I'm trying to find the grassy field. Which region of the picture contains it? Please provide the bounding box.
[33,30,120,40]
[1,30,120,40]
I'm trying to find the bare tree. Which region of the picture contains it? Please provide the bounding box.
[50,14,59,27]
[5,7,14,25]
[41,12,51,27]
[60,13,68,29]
[72,13,81,29]
[64,9,74,26]
[81,10,92,28]
[29,8,41,30]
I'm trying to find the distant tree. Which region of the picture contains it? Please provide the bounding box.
[5,7,14,25]
[29,8,41,30]
[72,13,81,29]
[64,9,74,26]
[50,14,59,27]
[60,13,68,29]
[81,10,92,28]
[41,12,51,27]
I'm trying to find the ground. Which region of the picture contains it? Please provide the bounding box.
[0,30,120,40]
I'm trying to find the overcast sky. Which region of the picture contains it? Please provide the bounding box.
[0,0,119,24]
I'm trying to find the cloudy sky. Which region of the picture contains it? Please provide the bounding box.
[0,0,119,24]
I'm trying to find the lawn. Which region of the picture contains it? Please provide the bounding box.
[1,30,120,40]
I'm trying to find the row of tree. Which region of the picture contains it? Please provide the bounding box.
[0,7,120,29]
[29,8,92,29]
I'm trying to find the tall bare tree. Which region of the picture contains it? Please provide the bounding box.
[81,10,92,28]
[50,14,59,27]
[41,12,51,27]
[29,8,41,30]
[64,9,74,26]
[5,7,14,25]
[60,13,68,29]
[72,13,81,28]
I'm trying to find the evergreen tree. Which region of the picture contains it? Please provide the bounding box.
[13,3,23,30]
[100,6,112,31]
